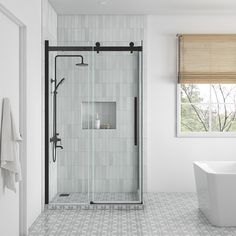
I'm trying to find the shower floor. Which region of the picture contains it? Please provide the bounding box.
[50,192,139,204]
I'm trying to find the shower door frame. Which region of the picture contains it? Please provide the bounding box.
[45,40,143,205]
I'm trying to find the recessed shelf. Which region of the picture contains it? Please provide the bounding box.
[82,101,116,130]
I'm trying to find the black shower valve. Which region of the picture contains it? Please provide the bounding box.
[50,134,61,143]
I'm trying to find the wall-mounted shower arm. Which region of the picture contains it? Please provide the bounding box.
[54,54,88,67]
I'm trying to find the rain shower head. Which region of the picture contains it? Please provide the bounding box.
[75,55,88,66]
[76,62,88,66]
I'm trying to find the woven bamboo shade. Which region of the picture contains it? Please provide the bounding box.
[178,34,236,84]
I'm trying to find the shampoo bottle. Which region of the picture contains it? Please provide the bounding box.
[95,113,100,129]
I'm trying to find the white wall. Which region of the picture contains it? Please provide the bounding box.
[147,14,236,192]
[0,0,42,230]
[0,10,19,236]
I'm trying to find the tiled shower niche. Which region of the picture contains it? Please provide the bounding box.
[82,101,116,129]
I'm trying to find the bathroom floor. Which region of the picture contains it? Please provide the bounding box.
[29,193,236,236]
[51,192,139,204]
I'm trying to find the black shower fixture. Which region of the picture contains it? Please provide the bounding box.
[51,77,65,92]
[50,76,65,163]
[50,54,89,164]
[75,55,88,66]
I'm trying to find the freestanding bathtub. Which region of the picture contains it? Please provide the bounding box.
[194,161,236,227]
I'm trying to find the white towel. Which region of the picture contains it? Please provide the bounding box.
[0,98,22,192]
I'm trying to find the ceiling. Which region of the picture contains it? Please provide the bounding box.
[49,0,236,14]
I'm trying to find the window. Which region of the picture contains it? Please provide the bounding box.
[177,34,236,136]
[178,84,236,136]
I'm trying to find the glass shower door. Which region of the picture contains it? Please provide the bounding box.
[47,41,143,205]
[90,47,143,203]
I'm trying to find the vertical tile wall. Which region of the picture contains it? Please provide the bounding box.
[56,55,92,194]
[56,15,147,195]
[42,0,57,202]
[92,51,140,194]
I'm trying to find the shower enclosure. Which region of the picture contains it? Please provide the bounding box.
[45,40,143,205]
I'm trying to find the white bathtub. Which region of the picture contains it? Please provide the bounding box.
[194,161,236,227]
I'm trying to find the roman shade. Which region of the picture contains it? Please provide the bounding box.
[178,34,236,84]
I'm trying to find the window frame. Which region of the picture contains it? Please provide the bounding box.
[176,84,236,138]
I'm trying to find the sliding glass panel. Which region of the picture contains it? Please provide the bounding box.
[91,43,142,203]
[48,44,93,204]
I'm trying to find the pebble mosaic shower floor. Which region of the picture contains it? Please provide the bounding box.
[29,193,236,236]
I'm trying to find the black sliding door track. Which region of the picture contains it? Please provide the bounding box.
[48,46,142,52]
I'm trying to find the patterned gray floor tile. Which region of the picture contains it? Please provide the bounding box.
[28,193,236,236]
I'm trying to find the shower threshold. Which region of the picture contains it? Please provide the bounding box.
[48,192,143,210]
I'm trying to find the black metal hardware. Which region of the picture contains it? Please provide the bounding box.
[59,193,70,197]
[45,40,49,204]
[130,42,134,53]
[90,202,143,205]
[50,68,64,162]
[134,97,138,146]
[51,54,88,163]
[47,45,142,52]
[56,145,63,149]
[50,134,61,143]
[95,42,100,53]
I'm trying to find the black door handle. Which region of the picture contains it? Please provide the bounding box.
[134,97,138,146]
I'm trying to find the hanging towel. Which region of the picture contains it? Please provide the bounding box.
[0,98,22,192]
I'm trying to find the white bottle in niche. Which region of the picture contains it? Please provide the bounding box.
[95,113,100,129]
